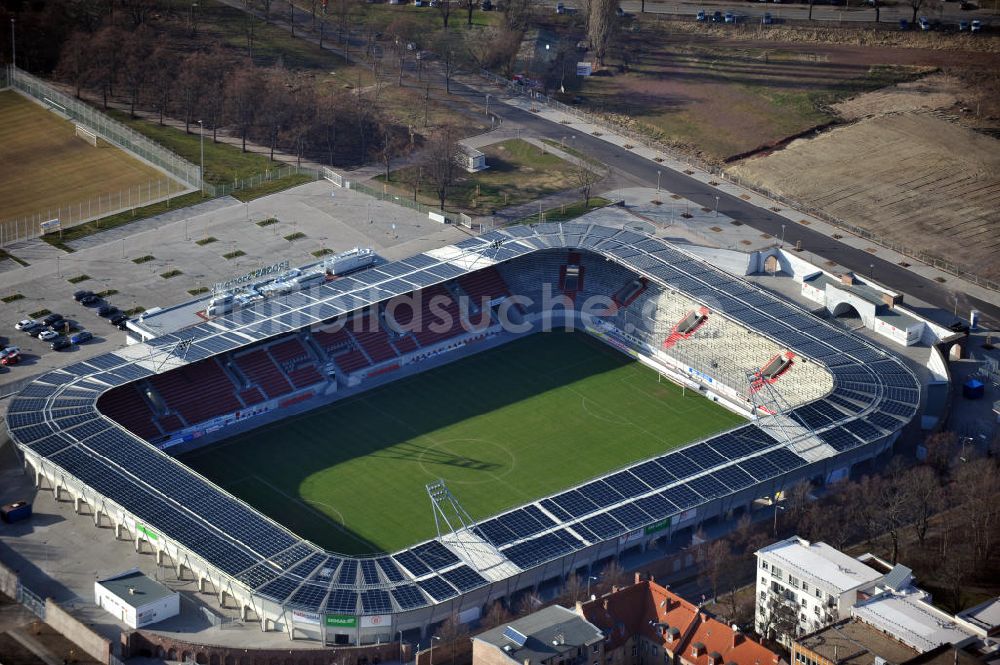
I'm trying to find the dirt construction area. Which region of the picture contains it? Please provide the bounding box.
[573,18,1000,162]
[728,110,1000,281]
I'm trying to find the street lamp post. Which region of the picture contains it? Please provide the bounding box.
[714,196,720,217]
[587,575,599,599]
[657,170,661,193]
[780,223,786,247]
[398,630,404,664]
[430,635,441,665]
[198,121,206,191]
[772,501,785,535]
[10,18,15,68]
[485,93,491,118]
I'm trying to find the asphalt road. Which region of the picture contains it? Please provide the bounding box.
[251,0,1000,329]
[573,0,997,24]
[453,85,1000,329]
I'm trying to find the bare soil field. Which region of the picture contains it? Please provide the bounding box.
[831,71,967,119]
[574,21,1000,161]
[728,112,1000,281]
[0,91,176,224]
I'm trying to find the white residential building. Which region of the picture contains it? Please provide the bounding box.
[755,536,884,644]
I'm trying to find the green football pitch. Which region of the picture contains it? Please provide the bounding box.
[179,331,744,554]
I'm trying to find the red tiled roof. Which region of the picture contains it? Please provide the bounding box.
[576,577,780,665]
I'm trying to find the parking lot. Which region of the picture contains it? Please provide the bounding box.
[0,180,467,395]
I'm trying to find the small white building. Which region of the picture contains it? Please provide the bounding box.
[95,569,179,629]
[755,536,884,644]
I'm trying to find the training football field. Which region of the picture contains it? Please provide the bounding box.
[0,90,181,223]
[180,331,744,554]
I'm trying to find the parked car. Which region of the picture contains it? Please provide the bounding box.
[918,15,931,30]
[70,331,93,345]
[711,10,723,22]
[899,18,909,29]
[97,304,119,318]
[14,319,37,330]
[73,290,95,302]
[616,6,625,16]
[38,330,59,342]
[696,9,706,20]
[1,346,21,359]
[109,313,129,327]
[970,19,982,31]
[23,322,45,336]
[1,352,20,365]
[724,11,736,22]
[41,313,63,327]
[555,1,565,12]
[481,0,494,9]
[762,12,773,23]
[958,20,969,29]
[80,293,101,305]
[51,337,72,351]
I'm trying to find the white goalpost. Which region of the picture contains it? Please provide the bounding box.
[74,124,99,147]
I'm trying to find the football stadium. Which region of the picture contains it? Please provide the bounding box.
[4,223,921,646]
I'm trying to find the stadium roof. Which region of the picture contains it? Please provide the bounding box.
[5,222,920,617]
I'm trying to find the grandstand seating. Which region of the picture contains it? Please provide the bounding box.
[312,323,354,356]
[234,349,293,399]
[389,285,468,348]
[96,384,160,441]
[269,338,325,389]
[240,387,266,406]
[148,358,243,426]
[351,326,398,364]
[457,266,511,305]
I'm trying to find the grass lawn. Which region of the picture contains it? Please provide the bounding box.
[576,27,926,161]
[515,197,612,225]
[106,109,281,185]
[380,139,581,214]
[179,331,744,554]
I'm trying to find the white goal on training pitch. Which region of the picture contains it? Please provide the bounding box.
[74,124,99,147]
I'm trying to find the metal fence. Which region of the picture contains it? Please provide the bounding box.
[204,164,321,198]
[0,178,187,248]
[345,176,461,224]
[7,65,202,188]
[480,69,1000,292]
[17,582,46,620]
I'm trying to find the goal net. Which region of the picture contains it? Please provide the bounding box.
[74,124,99,147]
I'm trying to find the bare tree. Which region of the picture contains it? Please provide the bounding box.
[242,0,258,60]
[143,38,176,125]
[902,465,943,547]
[464,0,476,26]
[226,67,262,152]
[502,0,532,30]
[422,124,461,210]
[909,0,933,22]
[119,28,153,117]
[571,160,605,207]
[924,431,958,474]
[437,0,453,28]
[54,31,91,99]
[951,459,1000,565]
[314,88,343,165]
[759,596,798,645]
[701,539,733,603]
[259,69,293,160]
[387,16,419,86]
[287,0,296,36]
[434,31,465,94]
[175,53,207,134]
[558,574,585,605]
[484,600,512,629]
[587,0,618,67]
[90,25,125,108]
[378,122,409,180]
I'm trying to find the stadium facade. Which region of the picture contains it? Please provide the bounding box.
[5,223,921,645]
